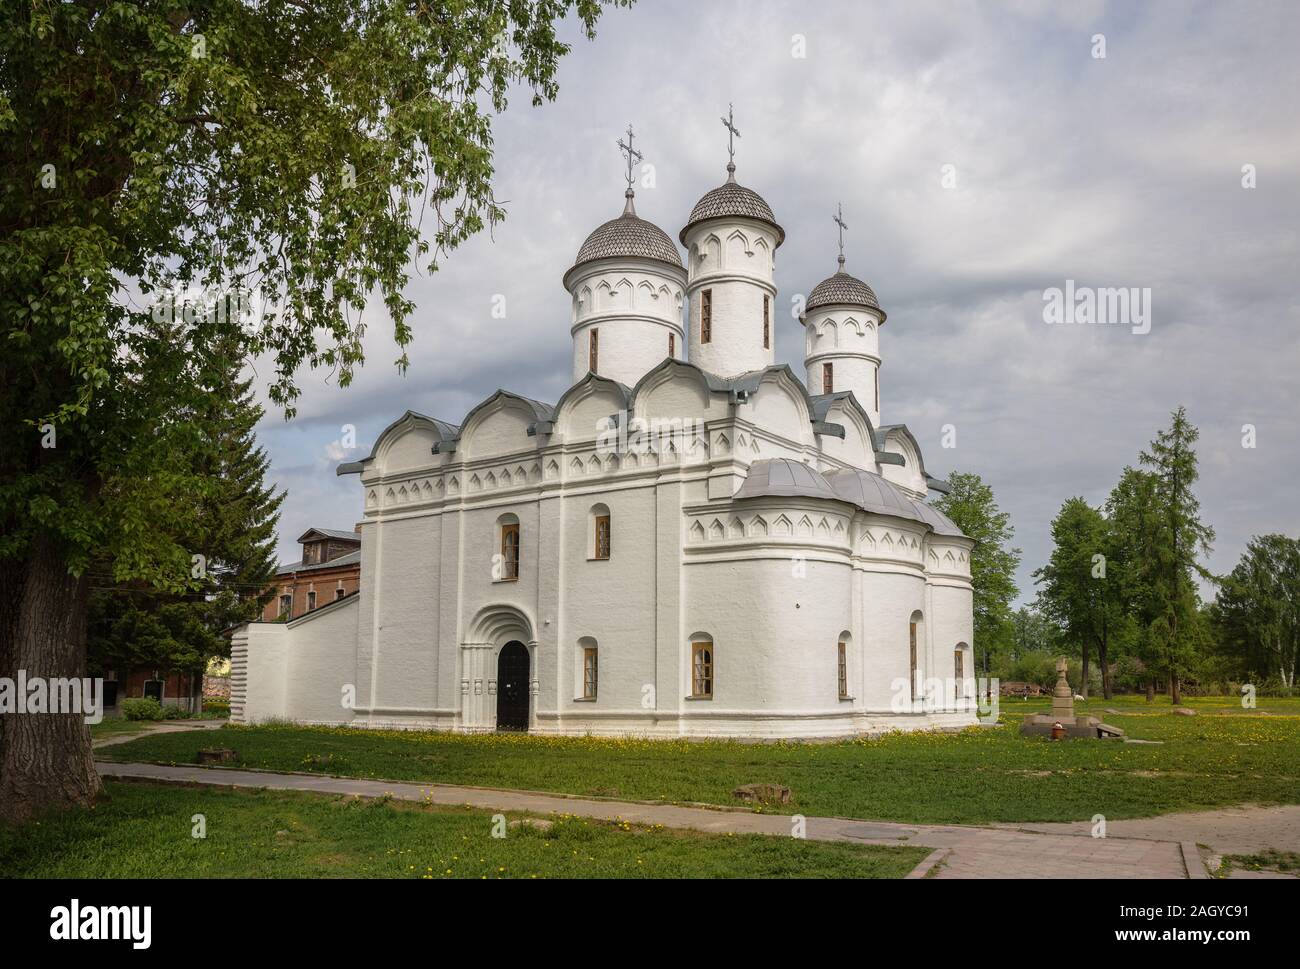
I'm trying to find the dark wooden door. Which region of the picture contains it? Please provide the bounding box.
[496,641,530,731]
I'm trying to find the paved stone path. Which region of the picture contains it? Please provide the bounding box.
[93,720,227,749]
[97,761,1193,879]
[1002,805,1300,879]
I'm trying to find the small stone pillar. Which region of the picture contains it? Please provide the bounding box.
[1021,655,1125,740]
[1050,657,1074,722]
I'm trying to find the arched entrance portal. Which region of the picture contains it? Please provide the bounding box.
[496,641,530,731]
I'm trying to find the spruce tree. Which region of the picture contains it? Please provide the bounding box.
[195,336,284,638]
[1138,407,1214,703]
[88,333,284,706]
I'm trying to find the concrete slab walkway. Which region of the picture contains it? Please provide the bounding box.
[999,804,1300,879]
[97,760,1193,879]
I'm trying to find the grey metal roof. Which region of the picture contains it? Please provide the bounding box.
[336,410,460,476]
[809,391,879,446]
[275,549,361,576]
[908,499,965,537]
[924,472,952,495]
[515,394,555,421]
[734,458,842,502]
[629,360,817,417]
[296,528,361,543]
[805,268,886,318]
[733,461,969,538]
[460,389,555,430]
[679,177,785,246]
[571,195,683,272]
[822,468,926,524]
[554,371,633,415]
[809,390,873,427]
[809,391,852,424]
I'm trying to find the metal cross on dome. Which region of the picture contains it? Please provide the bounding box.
[616,124,642,191]
[834,202,848,269]
[720,103,740,174]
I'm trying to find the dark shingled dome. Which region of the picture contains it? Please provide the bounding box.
[806,269,886,319]
[573,210,683,270]
[680,179,785,246]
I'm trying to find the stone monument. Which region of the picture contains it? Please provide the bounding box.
[1020,657,1124,739]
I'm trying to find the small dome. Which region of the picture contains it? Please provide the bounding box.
[806,268,886,320]
[680,178,785,246]
[734,458,838,502]
[909,499,966,538]
[822,468,923,524]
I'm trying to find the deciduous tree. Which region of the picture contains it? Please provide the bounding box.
[1,0,628,822]
[933,471,1021,688]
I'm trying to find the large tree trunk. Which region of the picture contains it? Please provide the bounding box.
[1145,678,1155,702]
[0,533,101,824]
[1171,674,1182,706]
[1079,642,1090,700]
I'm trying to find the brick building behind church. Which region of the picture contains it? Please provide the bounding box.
[261,527,362,621]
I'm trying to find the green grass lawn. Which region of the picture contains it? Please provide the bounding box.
[1220,849,1300,876]
[0,782,925,879]
[98,694,1300,825]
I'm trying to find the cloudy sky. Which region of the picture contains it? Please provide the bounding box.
[253,0,1300,604]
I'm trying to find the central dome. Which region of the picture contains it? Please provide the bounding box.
[680,178,785,246]
[571,197,683,273]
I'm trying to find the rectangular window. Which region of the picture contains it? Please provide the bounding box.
[335,587,345,601]
[909,622,918,701]
[954,650,965,698]
[838,641,849,699]
[763,295,770,349]
[501,523,520,580]
[668,332,675,358]
[279,593,292,619]
[594,514,611,560]
[823,361,834,395]
[589,328,599,373]
[583,647,598,699]
[691,642,713,699]
[701,289,712,343]
[307,591,316,611]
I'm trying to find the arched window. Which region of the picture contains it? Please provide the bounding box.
[690,636,714,699]
[822,361,834,395]
[589,503,611,560]
[909,611,924,702]
[838,631,852,700]
[954,642,969,701]
[577,637,599,700]
[498,513,520,581]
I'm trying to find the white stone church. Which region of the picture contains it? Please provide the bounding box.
[231,124,978,738]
